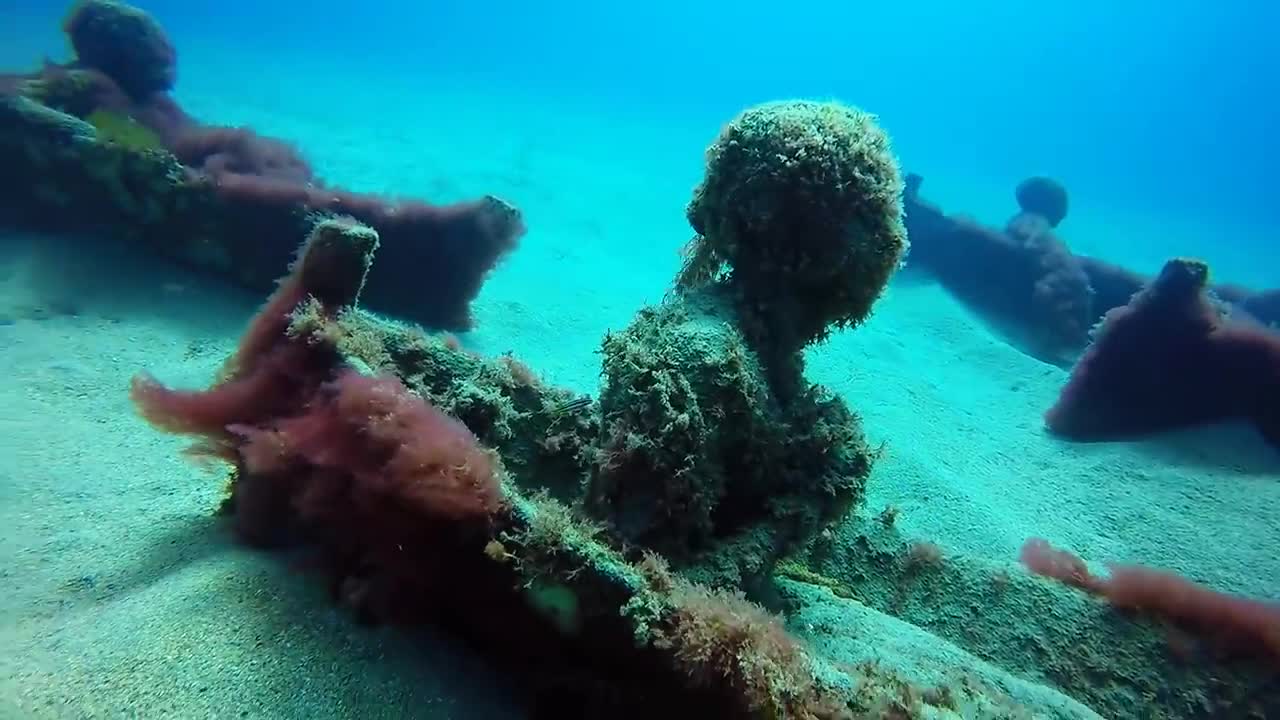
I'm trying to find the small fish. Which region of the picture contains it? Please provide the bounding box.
[548,396,591,419]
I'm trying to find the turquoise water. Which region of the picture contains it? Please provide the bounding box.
[2,2,1278,718]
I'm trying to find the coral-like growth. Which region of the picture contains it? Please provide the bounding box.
[1020,538,1280,661]
[63,0,176,101]
[232,369,504,525]
[229,369,506,619]
[583,103,886,588]
[1045,257,1280,445]
[130,216,506,620]
[130,216,377,462]
[681,100,908,354]
[588,293,873,588]
[628,555,851,720]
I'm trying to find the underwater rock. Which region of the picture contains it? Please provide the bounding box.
[0,1,522,331]
[1045,257,1280,446]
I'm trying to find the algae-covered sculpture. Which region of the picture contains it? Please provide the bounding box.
[901,174,1094,364]
[587,100,905,588]
[902,173,1280,365]
[1045,257,1280,446]
[128,215,1009,718]
[62,0,177,101]
[681,100,909,368]
[125,87,1115,715]
[1013,176,1069,229]
[0,0,522,331]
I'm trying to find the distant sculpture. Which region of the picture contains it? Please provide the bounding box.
[902,173,1280,365]
[1045,257,1280,447]
[0,0,522,331]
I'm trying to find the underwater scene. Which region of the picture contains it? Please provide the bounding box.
[1,1,1278,718]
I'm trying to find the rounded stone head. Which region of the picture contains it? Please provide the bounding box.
[1015,176,1069,228]
[684,100,908,348]
[63,0,177,100]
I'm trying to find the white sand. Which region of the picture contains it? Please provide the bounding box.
[0,234,524,718]
[1,46,1278,718]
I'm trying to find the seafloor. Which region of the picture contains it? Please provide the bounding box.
[1,26,1277,720]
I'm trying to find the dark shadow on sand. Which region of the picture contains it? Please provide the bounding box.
[1043,421,1280,476]
[58,498,527,719]
[1128,422,1280,476]
[0,226,259,337]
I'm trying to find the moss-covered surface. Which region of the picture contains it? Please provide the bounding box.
[586,287,875,589]
[291,304,600,504]
[17,68,105,117]
[0,93,206,236]
[0,91,265,277]
[790,513,1280,720]
[2,11,523,333]
[85,107,163,152]
[246,185,1277,720]
[589,292,772,555]
[682,100,908,363]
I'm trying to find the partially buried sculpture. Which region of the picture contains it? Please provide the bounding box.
[129,215,919,719]
[128,101,1101,719]
[587,100,909,589]
[1,0,523,331]
[1045,257,1280,447]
